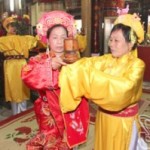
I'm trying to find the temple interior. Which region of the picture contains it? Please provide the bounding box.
[0,0,150,149]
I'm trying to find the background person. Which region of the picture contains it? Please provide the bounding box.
[0,13,37,115]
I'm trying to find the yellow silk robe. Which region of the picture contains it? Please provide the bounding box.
[0,35,37,102]
[59,51,145,150]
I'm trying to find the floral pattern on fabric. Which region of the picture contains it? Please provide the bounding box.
[22,53,89,149]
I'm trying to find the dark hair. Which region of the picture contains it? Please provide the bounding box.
[46,24,68,39]
[110,23,138,50]
[7,22,16,28]
[7,18,30,35]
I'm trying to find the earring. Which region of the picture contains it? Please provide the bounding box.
[46,45,50,57]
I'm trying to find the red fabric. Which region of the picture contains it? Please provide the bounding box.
[21,54,59,90]
[34,95,64,136]
[0,30,6,37]
[46,89,90,148]
[46,89,65,136]
[112,104,138,117]
[22,55,89,149]
[63,98,90,148]
[27,92,70,149]
[99,104,138,117]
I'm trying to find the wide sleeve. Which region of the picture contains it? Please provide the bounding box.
[22,35,37,58]
[0,35,37,58]
[59,57,99,112]
[21,55,59,90]
[59,57,145,113]
[0,36,14,52]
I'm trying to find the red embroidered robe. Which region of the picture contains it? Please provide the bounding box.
[21,54,89,149]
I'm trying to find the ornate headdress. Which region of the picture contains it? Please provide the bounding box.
[2,16,16,31]
[36,11,76,44]
[2,12,30,35]
[114,6,144,43]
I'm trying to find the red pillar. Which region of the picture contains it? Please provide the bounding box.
[91,0,101,53]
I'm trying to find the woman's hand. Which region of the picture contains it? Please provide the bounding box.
[52,56,67,70]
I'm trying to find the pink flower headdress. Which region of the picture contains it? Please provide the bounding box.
[36,11,77,44]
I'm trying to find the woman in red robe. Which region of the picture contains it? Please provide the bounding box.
[21,11,89,150]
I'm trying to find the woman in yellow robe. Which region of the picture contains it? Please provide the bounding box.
[0,15,37,115]
[0,35,37,115]
[0,14,37,115]
[59,13,146,149]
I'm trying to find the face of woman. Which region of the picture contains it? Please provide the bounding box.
[108,29,132,58]
[7,24,16,35]
[48,26,67,54]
